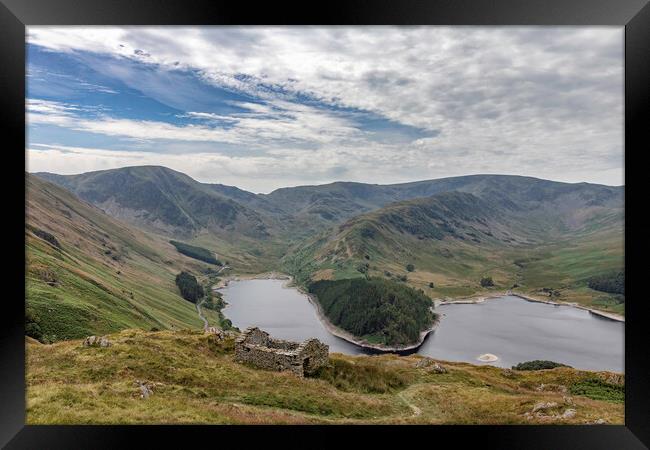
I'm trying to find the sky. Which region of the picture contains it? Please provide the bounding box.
[26,26,624,193]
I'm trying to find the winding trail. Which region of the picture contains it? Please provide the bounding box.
[397,390,422,418]
[196,264,229,331]
[196,299,209,331]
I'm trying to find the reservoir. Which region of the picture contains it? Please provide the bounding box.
[220,279,624,372]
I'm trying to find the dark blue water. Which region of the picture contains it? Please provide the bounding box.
[220,279,624,372]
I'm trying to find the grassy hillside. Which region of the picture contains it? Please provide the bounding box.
[284,190,624,314]
[265,174,622,234]
[26,329,624,424]
[34,167,624,315]
[26,175,223,342]
[39,168,623,243]
[35,166,273,239]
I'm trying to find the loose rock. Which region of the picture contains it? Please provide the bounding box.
[135,380,154,399]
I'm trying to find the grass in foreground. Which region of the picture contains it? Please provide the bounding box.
[27,329,624,425]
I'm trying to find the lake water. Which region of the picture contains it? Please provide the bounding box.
[220,279,624,372]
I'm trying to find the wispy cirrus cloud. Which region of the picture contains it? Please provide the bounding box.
[28,97,366,148]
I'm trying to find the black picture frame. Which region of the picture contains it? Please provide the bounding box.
[1,0,648,448]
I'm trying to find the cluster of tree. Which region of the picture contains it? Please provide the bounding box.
[25,308,43,342]
[308,277,436,346]
[202,289,226,311]
[588,271,624,295]
[28,225,61,249]
[382,270,409,284]
[480,276,494,287]
[170,240,222,265]
[175,271,204,303]
[512,360,570,371]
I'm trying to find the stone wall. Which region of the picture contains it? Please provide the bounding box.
[297,339,329,375]
[234,327,329,377]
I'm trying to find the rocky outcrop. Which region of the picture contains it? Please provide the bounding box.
[234,327,328,377]
[597,372,624,386]
[524,401,579,422]
[532,401,559,413]
[414,357,433,368]
[562,408,576,419]
[82,336,111,347]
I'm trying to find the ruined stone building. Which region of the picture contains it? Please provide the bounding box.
[234,327,329,377]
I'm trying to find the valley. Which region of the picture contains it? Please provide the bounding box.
[21,24,627,428]
[27,166,624,344]
[25,165,625,425]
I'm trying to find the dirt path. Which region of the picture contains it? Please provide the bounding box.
[196,299,209,331]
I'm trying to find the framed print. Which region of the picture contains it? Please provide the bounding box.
[1,0,648,448]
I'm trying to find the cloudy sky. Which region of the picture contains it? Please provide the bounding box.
[26,26,623,193]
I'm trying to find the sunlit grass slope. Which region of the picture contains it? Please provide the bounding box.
[26,329,624,424]
[26,175,221,342]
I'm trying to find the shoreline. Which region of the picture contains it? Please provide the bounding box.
[301,285,440,353]
[216,272,439,353]
[212,271,290,290]
[436,290,625,323]
[215,274,624,354]
[510,292,625,322]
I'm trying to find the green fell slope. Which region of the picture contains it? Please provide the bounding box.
[26,175,221,342]
[35,166,273,239]
[285,189,624,314]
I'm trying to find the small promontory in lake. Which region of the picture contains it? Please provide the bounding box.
[308,278,436,348]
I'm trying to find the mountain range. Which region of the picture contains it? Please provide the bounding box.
[28,166,624,341]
